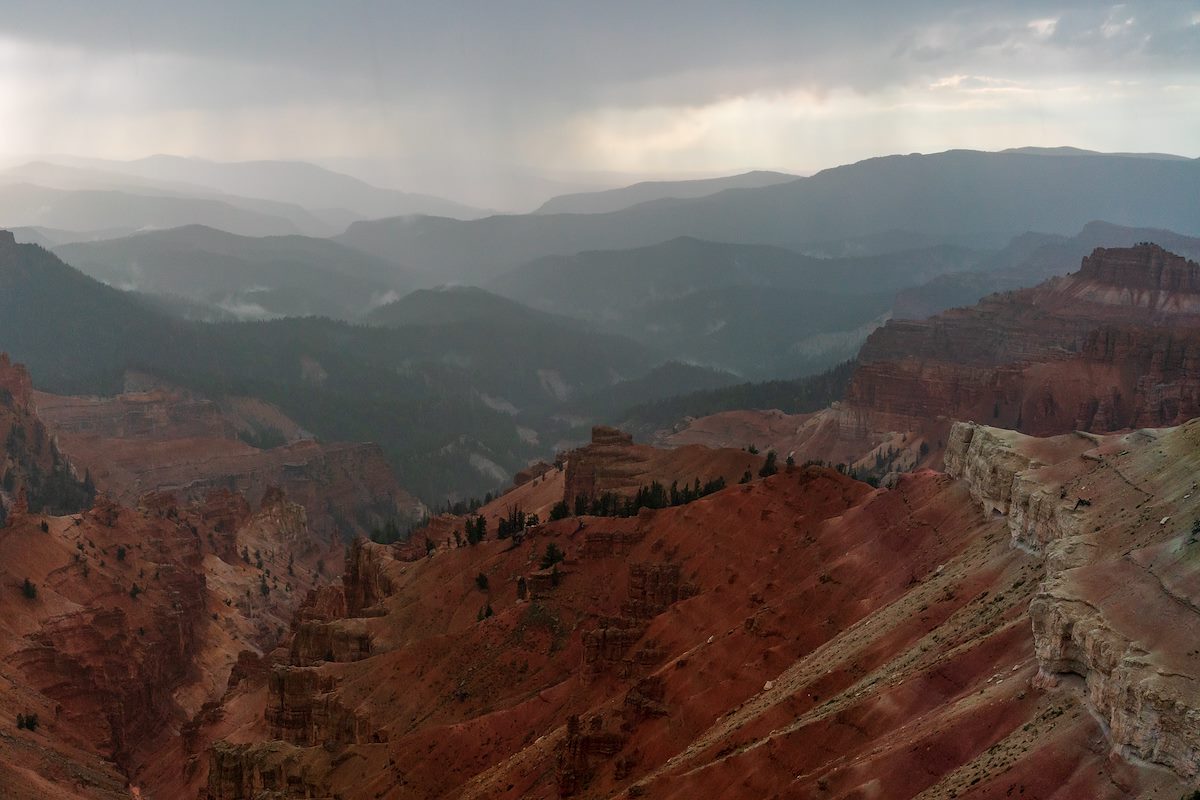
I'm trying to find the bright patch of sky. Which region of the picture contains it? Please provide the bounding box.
[0,1,1195,198]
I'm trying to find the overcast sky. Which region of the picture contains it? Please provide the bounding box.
[1,1,1197,180]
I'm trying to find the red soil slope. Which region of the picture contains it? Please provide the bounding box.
[197,420,1198,798]
[0,485,339,799]
[0,355,346,798]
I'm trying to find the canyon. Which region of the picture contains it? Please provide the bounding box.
[4,241,1200,798]
[668,244,1200,479]
[33,383,426,540]
[0,355,342,798]
[178,244,1200,799]
[5,12,1200,794]
[0,353,94,521]
[189,415,1199,798]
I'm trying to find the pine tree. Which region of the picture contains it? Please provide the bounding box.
[540,542,565,569]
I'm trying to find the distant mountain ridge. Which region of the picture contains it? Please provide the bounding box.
[363,285,577,329]
[1,161,343,236]
[337,149,1200,283]
[892,221,1200,320]
[1001,146,1194,161]
[534,170,796,215]
[61,154,491,221]
[0,182,303,238]
[54,225,423,321]
[489,236,983,314]
[2,154,491,245]
[0,231,677,500]
[489,236,982,378]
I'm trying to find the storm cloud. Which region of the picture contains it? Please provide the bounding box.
[1,1,1196,204]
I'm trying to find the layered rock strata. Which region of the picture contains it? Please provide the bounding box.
[669,244,1200,476]
[946,419,1200,781]
[35,388,425,539]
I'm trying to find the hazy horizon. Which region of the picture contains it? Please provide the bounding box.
[1,1,1197,208]
[1,144,1194,216]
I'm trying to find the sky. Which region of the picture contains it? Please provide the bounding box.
[0,1,1197,188]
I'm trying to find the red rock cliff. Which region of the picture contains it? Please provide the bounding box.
[36,387,426,540]
[672,245,1200,473]
[851,246,1200,434]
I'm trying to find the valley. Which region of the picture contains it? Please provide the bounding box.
[1,141,1199,799]
[7,4,1200,796]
